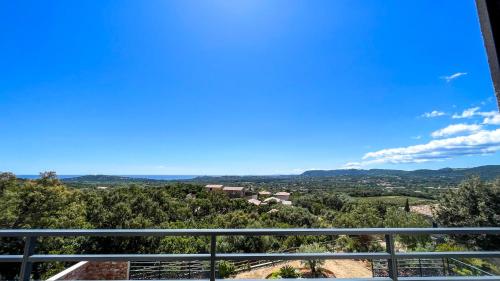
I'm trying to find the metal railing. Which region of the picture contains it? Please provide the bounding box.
[0,228,499,281]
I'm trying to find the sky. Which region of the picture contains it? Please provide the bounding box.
[1,0,499,175]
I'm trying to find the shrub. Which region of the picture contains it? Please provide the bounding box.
[218,260,235,278]
[278,265,301,278]
[299,243,327,277]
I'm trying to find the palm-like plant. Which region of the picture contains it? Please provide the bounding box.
[278,265,301,278]
[299,243,327,277]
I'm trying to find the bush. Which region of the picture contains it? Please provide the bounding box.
[218,260,235,278]
[278,265,301,278]
[299,243,327,277]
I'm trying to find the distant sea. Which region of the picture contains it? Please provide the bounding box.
[17,175,198,180]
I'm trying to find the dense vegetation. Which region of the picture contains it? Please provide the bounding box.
[0,171,499,279]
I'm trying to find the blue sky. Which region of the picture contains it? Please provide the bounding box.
[1,0,499,175]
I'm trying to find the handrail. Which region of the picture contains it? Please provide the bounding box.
[0,228,499,281]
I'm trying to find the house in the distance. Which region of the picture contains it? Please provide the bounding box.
[274,191,290,201]
[223,186,245,198]
[263,197,293,206]
[205,184,224,192]
[247,198,261,206]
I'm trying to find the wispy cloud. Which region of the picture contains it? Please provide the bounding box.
[342,162,363,169]
[452,107,497,119]
[441,72,467,82]
[452,107,480,119]
[345,128,500,167]
[411,135,422,140]
[431,123,482,138]
[421,110,446,118]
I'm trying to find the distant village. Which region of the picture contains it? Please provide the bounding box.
[205,184,292,206]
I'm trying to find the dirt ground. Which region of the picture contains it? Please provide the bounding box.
[234,259,372,279]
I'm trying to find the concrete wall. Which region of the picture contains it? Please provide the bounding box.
[47,261,129,280]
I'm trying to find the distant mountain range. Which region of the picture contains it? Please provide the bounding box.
[299,165,500,180]
[61,175,195,183]
[59,165,500,183]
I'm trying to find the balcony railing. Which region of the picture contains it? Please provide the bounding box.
[1,228,499,281]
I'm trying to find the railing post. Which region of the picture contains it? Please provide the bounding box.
[19,236,37,281]
[385,234,398,281]
[210,234,216,281]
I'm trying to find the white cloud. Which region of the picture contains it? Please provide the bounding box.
[431,123,482,138]
[346,128,500,167]
[483,113,500,125]
[451,106,497,119]
[342,162,363,169]
[452,107,480,119]
[421,110,446,118]
[411,135,422,140]
[441,72,467,82]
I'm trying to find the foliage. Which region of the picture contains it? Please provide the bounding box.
[299,243,327,277]
[434,177,500,249]
[278,265,301,278]
[383,207,431,249]
[218,261,235,278]
[334,235,382,253]
[0,174,89,279]
[0,172,16,195]
[0,172,498,279]
[404,198,410,212]
[268,265,301,279]
[295,193,350,214]
[436,242,500,275]
[267,271,282,279]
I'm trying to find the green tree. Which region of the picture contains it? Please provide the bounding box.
[37,171,61,187]
[0,180,88,279]
[434,177,500,248]
[404,198,410,212]
[383,207,431,249]
[332,203,382,228]
[0,172,16,195]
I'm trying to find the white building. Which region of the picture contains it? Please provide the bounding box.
[205,184,223,192]
[274,192,290,201]
[223,186,245,198]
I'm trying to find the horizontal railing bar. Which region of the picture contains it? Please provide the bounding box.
[396,251,500,259]
[1,227,500,237]
[217,252,391,261]
[47,279,393,281]
[399,277,500,281]
[28,254,211,262]
[2,251,499,263]
[0,255,22,262]
[75,279,393,281]
[224,279,393,281]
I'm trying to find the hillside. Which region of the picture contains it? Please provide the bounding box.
[62,175,158,183]
[300,165,500,180]
[60,165,500,186]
